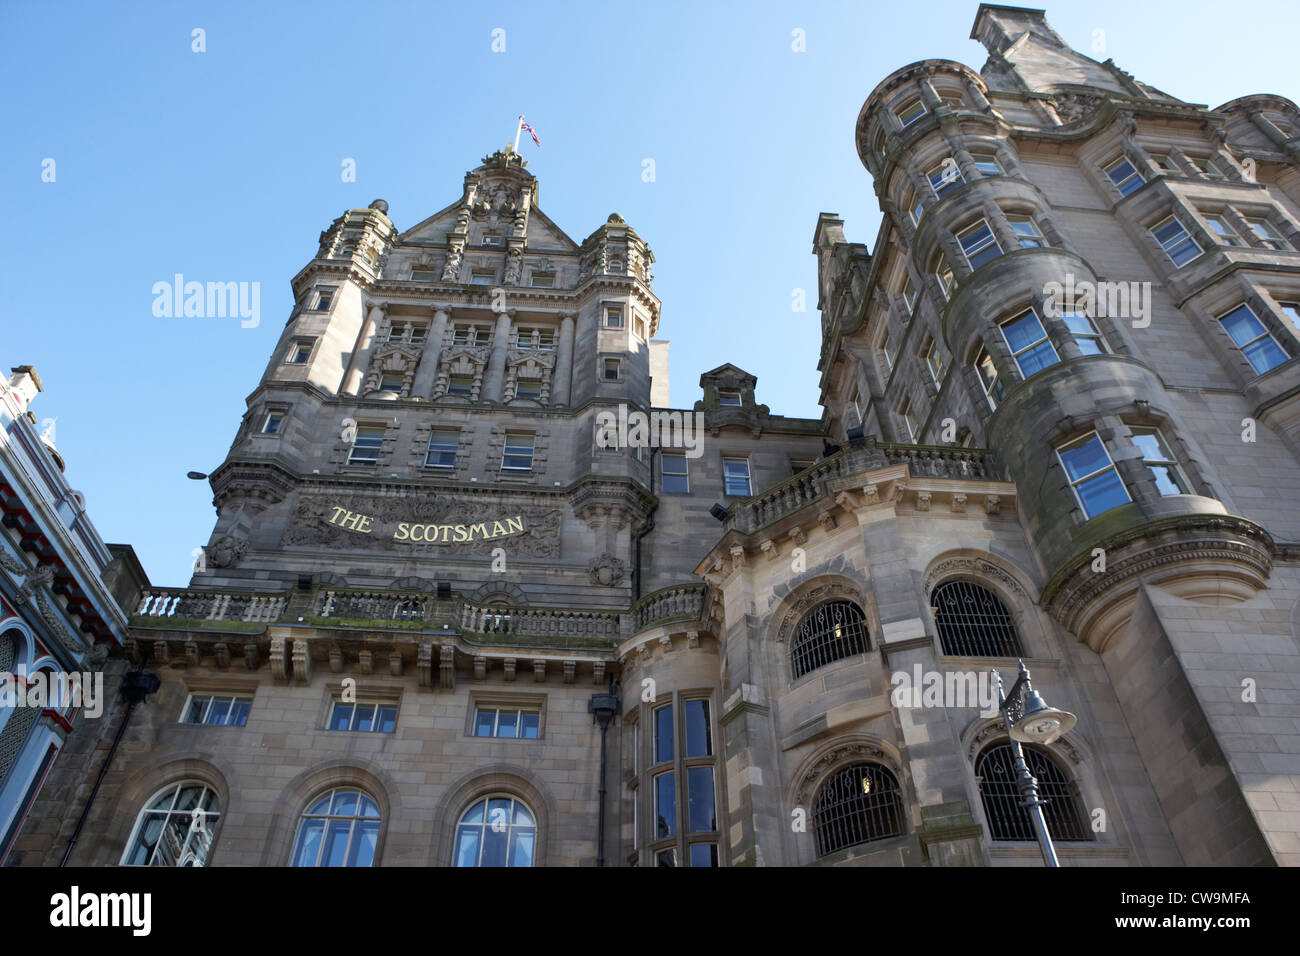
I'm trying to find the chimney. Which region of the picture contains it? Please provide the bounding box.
[7,365,43,414]
[970,4,1068,56]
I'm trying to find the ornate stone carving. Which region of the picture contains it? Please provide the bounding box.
[1048,91,1102,125]
[924,557,1029,600]
[589,552,628,587]
[205,534,247,569]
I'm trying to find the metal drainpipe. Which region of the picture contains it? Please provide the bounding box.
[60,669,161,867]
[588,684,620,867]
[633,446,659,601]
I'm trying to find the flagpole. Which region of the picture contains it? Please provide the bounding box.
[513,115,523,153]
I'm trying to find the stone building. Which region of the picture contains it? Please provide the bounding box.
[11,3,1300,867]
[0,366,138,864]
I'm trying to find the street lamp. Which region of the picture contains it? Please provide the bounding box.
[990,660,1077,867]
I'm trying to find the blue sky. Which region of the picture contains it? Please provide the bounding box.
[3,0,1298,586]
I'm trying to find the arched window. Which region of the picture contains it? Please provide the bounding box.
[453,795,536,867]
[931,580,1024,657]
[291,788,381,866]
[976,742,1090,842]
[790,600,869,679]
[812,763,905,857]
[122,782,220,866]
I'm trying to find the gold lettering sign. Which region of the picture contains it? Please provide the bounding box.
[326,505,525,544]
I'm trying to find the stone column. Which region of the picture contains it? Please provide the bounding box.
[341,304,382,395]
[411,304,451,399]
[482,308,515,403]
[553,312,575,406]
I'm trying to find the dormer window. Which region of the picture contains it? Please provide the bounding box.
[530,272,555,288]
[481,232,503,247]
[718,389,742,407]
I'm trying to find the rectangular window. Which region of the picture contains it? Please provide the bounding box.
[261,411,284,435]
[901,398,922,443]
[722,458,751,496]
[1008,215,1046,249]
[513,378,541,400]
[410,267,438,281]
[958,219,1002,270]
[501,432,535,472]
[1148,153,1176,174]
[684,700,712,757]
[975,347,1004,410]
[312,288,335,311]
[1187,155,1226,180]
[1280,302,1300,336]
[604,308,624,328]
[447,375,474,397]
[347,425,384,466]
[999,309,1060,378]
[907,188,925,226]
[408,323,427,344]
[687,767,716,832]
[515,327,556,350]
[1152,216,1203,267]
[661,453,689,494]
[1247,217,1292,251]
[654,704,674,763]
[379,371,404,392]
[932,255,955,299]
[928,159,965,198]
[971,152,1001,176]
[896,98,925,128]
[1057,432,1131,519]
[425,428,459,469]
[1218,304,1290,374]
[470,270,495,285]
[881,331,895,371]
[472,707,540,739]
[328,701,397,733]
[718,388,742,406]
[287,340,313,364]
[1061,310,1109,355]
[480,233,503,247]
[901,275,917,313]
[530,272,555,288]
[635,317,648,340]
[1130,427,1189,496]
[689,844,719,867]
[1105,156,1145,197]
[182,694,252,727]
[654,772,676,839]
[790,458,814,476]
[924,339,943,389]
[1205,214,1245,246]
[603,358,621,381]
[452,325,480,346]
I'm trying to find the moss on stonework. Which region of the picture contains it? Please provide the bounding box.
[128,617,266,634]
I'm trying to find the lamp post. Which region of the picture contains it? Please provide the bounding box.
[990,660,1077,868]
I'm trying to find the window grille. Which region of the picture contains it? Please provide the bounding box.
[813,763,904,856]
[931,581,1023,657]
[790,601,869,679]
[976,743,1090,842]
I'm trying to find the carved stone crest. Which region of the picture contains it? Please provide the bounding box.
[206,534,247,569]
[588,552,627,587]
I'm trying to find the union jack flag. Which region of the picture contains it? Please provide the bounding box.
[519,119,541,147]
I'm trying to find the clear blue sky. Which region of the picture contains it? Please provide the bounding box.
[3,0,1297,587]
